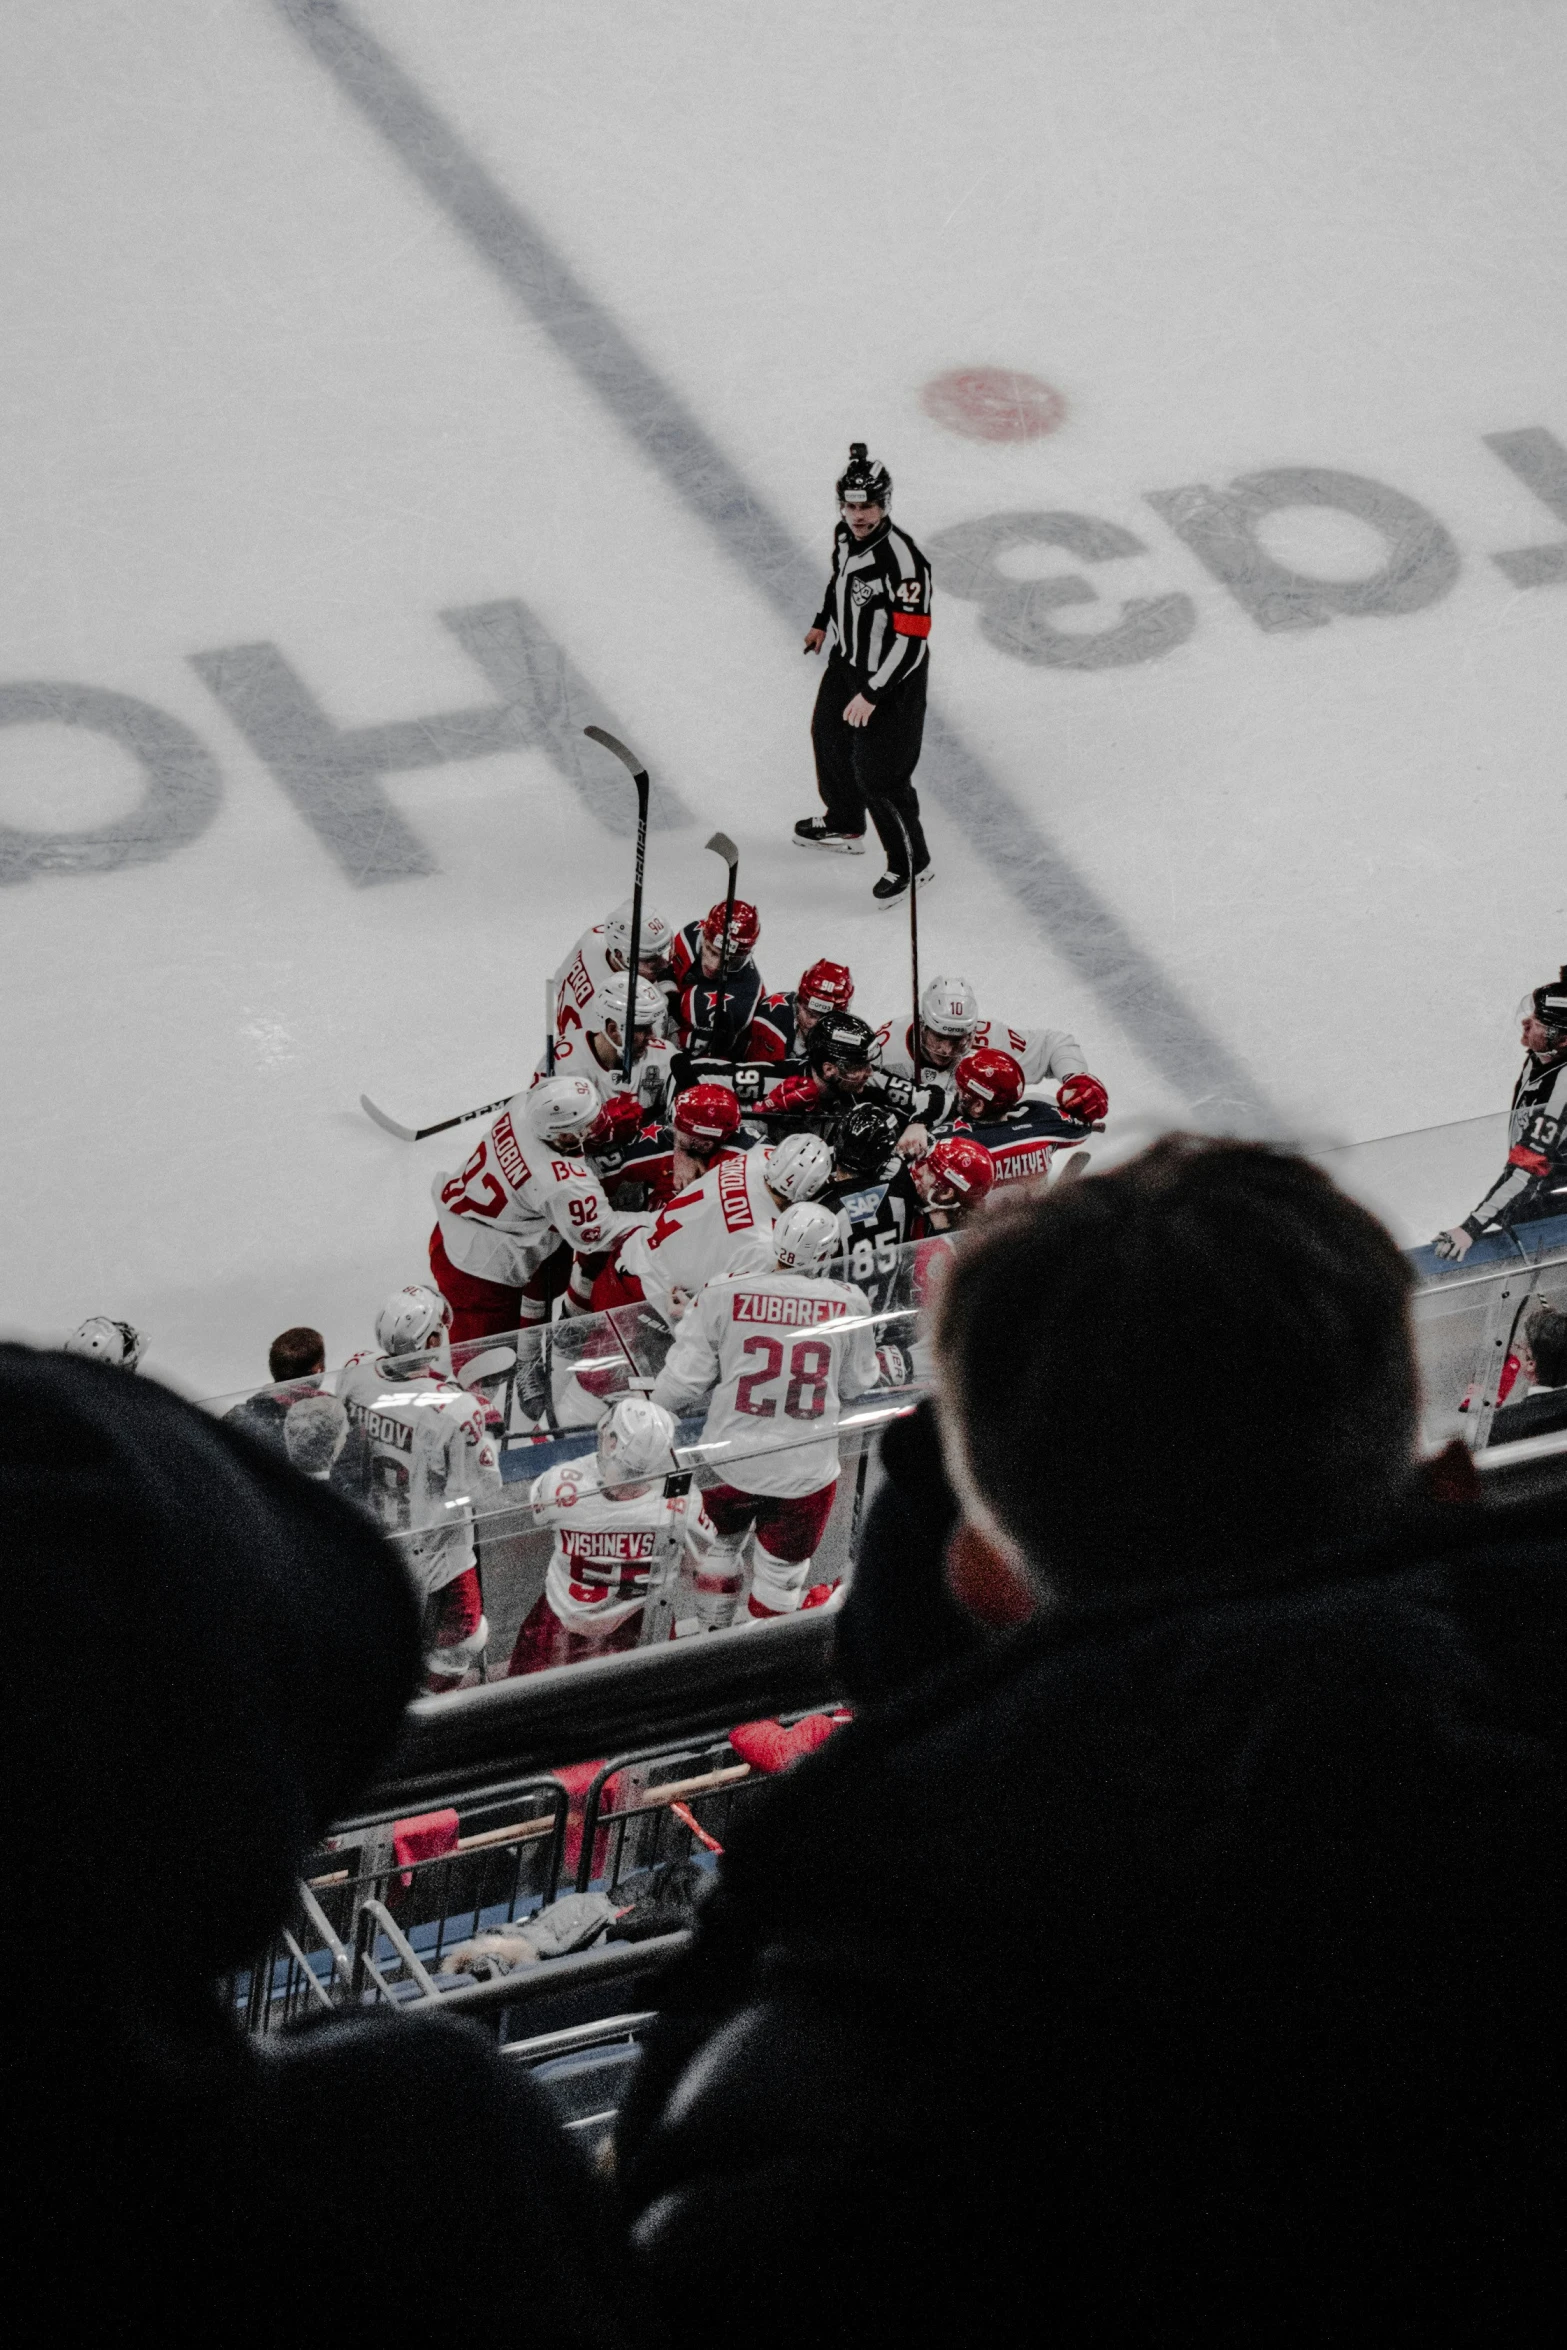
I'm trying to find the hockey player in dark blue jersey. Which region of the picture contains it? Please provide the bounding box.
[818,1101,921,1321]
[936,1047,1096,1187]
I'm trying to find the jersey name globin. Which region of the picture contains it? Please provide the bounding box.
[731,1291,850,1328]
[492,1112,530,1192]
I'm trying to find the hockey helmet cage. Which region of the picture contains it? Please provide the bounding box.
[526,1074,602,1145]
[63,1316,145,1372]
[806,1010,876,1073]
[836,441,892,510]
[1529,966,1567,1036]
[772,1201,842,1279]
[833,1101,903,1176]
[673,1082,742,1147]
[767,1131,833,1203]
[920,974,980,1039]
[602,901,675,964]
[584,1090,646,1157]
[700,899,761,956]
[375,1283,453,1359]
[920,1134,996,1207]
[597,1393,679,1486]
[594,972,667,1034]
[955,1046,1026,1117]
[798,958,854,1015]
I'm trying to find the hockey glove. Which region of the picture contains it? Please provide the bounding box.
[876,1341,914,1390]
[1056,1072,1109,1125]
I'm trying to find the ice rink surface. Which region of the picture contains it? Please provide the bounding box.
[3,0,1566,1394]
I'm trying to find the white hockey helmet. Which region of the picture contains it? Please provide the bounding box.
[376,1283,453,1363]
[597,1393,679,1487]
[920,974,980,1039]
[525,1074,602,1147]
[772,1202,841,1279]
[602,900,675,965]
[593,971,667,1037]
[766,1131,832,1204]
[63,1316,144,1372]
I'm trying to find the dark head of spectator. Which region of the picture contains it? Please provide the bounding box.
[268,1323,326,1383]
[222,1324,328,1453]
[619,1137,1562,2344]
[1524,1299,1567,1388]
[937,1133,1418,1606]
[0,1345,631,2336]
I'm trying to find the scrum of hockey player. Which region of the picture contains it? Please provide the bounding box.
[651,1201,897,1628]
[590,1129,833,1326]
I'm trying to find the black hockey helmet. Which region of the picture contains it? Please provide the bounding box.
[1530,967,1567,1037]
[806,1011,876,1074]
[832,1101,902,1176]
[836,441,891,509]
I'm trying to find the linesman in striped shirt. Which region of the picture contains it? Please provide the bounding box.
[796,442,934,911]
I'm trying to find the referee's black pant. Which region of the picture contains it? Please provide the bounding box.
[811,656,930,877]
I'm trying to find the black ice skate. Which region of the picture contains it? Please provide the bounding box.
[794,818,866,855]
[872,865,933,909]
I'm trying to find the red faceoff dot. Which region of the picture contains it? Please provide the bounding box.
[920,367,1066,442]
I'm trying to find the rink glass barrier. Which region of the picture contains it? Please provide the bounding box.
[202,1256,939,1679]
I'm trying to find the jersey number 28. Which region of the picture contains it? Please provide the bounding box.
[734,1335,833,1422]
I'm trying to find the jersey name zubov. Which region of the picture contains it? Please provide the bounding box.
[731,1290,849,1328]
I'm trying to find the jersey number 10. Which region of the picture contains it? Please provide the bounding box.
[734,1335,832,1422]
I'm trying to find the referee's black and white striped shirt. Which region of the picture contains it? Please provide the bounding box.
[813,516,932,701]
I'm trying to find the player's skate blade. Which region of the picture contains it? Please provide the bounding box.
[872,866,934,908]
[794,818,866,854]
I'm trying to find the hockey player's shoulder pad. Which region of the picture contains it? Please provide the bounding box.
[529,1459,596,1517]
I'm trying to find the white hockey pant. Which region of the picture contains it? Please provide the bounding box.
[424,1613,490,1686]
[747,1550,815,1620]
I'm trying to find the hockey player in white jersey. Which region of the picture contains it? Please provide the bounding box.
[339,1285,503,1692]
[876,974,1109,1127]
[592,1129,833,1324]
[429,1075,621,1342]
[506,1395,696,1674]
[652,1202,881,1625]
[552,898,677,1037]
[545,970,674,1122]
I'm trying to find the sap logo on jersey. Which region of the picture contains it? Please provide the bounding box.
[732,1291,849,1328]
[493,1113,530,1192]
[567,1530,657,1562]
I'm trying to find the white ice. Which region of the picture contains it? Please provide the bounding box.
[2,1,1564,1397]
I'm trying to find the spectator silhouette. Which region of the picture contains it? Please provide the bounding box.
[0,1344,632,2340]
[222,1323,327,1452]
[618,1138,1565,2343]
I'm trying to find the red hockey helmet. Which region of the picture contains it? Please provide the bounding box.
[673,1082,742,1148]
[583,1090,645,1157]
[919,1134,996,1208]
[701,899,761,955]
[797,958,854,1015]
[954,1046,1025,1118]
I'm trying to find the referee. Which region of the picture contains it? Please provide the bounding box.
[796,442,933,910]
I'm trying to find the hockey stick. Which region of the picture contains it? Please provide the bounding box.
[544,973,556,1077]
[892,811,921,1082]
[706,829,740,1061]
[583,726,650,1081]
[360,1090,513,1143]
